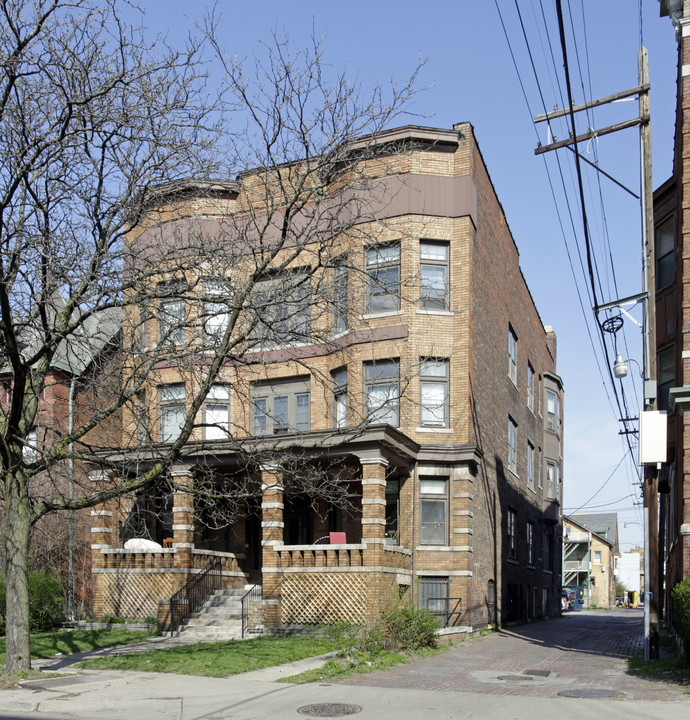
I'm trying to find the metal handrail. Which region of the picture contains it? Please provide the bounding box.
[169,556,222,631]
[427,596,463,627]
[241,583,263,638]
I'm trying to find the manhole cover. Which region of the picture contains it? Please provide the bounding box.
[559,689,621,699]
[497,674,534,682]
[524,669,551,677]
[297,704,362,717]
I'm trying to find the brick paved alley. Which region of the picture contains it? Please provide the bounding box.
[340,609,686,702]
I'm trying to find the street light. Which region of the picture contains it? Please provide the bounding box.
[614,354,643,379]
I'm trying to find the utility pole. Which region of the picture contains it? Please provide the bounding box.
[534,47,660,660]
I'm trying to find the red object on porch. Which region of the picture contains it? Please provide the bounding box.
[329,532,346,544]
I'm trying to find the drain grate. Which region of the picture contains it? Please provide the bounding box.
[558,689,621,699]
[297,704,362,717]
[524,669,551,678]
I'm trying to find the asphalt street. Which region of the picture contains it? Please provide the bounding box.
[1,609,688,720]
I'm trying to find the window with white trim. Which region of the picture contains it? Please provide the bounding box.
[365,359,399,426]
[23,429,37,461]
[420,358,449,427]
[507,416,517,474]
[366,243,400,313]
[332,367,348,429]
[508,326,517,385]
[204,280,229,340]
[251,377,310,436]
[507,508,517,560]
[159,384,186,442]
[204,385,229,440]
[420,240,449,310]
[252,271,311,346]
[333,256,348,333]
[527,441,535,489]
[527,521,535,565]
[420,477,448,545]
[546,462,556,499]
[547,391,559,431]
[527,363,535,411]
[158,282,186,345]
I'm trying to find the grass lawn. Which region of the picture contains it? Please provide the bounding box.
[0,629,158,667]
[76,636,342,677]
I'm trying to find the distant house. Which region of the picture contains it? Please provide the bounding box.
[90,123,564,633]
[563,514,617,608]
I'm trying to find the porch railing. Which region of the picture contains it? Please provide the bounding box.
[427,596,463,628]
[241,583,263,638]
[169,556,223,631]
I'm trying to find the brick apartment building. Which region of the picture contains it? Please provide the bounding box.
[91,123,564,631]
[654,0,690,635]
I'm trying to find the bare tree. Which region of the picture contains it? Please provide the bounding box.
[0,1,421,673]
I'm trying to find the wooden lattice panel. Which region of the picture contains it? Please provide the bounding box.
[281,573,367,625]
[100,573,174,619]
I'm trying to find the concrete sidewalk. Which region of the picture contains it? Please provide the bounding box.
[1,609,689,720]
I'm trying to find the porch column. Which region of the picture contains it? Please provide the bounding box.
[89,471,113,619]
[261,465,284,627]
[171,465,195,572]
[360,456,388,567]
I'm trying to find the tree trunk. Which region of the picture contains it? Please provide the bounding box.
[4,470,32,674]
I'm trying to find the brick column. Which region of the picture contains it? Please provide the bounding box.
[261,465,284,627]
[89,471,113,619]
[360,456,388,567]
[171,466,195,575]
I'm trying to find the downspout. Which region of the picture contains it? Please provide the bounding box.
[411,463,417,607]
[68,378,76,619]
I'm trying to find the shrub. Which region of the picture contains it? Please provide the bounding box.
[671,578,690,661]
[0,570,65,635]
[364,600,441,653]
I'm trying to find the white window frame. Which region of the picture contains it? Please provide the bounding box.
[507,416,518,474]
[508,326,518,385]
[158,282,186,345]
[251,377,310,436]
[547,391,559,431]
[332,367,348,429]
[252,271,311,346]
[527,363,535,411]
[420,240,449,311]
[204,385,229,440]
[333,256,348,333]
[420,358,449,427]
[546,462,556,499]
[204,280,229,341]
[159,384,186,442]
[527,441,535,489]
[420,477,448,546]
[365,359,400,426]
[366,243,400,313]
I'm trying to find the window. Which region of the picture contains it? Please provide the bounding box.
[420,577,448,619]
[204,385,229,440]
[23,429,37,462]
[159,384,186,442]
[204,280,229,340]
[366,243,400,313]
[527,363,535,411]
[420,477,448,545]
[251,377,310,436]
[507,417,517,474]
[386,479,400,544]
[543,527,553,571]
[594,550,602,564]
[159,282,186,345]
[546,391,559,431]
[420,358,449,427]
[657,345,675,411]
[135,390,147,446]
[507,508,517,560]
[546,463,556,499]
[527,521,535,565]
[508,326,517,385]
[365,359,399,426]
[656,215,675,290]
[332,367,348,429]
[420,240,449,310]
[333,257,348,333]
[252,271,311,346]
[527,441,535,489]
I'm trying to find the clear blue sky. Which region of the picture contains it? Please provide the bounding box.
[135,0,679,552]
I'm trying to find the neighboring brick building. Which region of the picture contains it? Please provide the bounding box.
[655,0,690,634]
[91,123,564,631]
